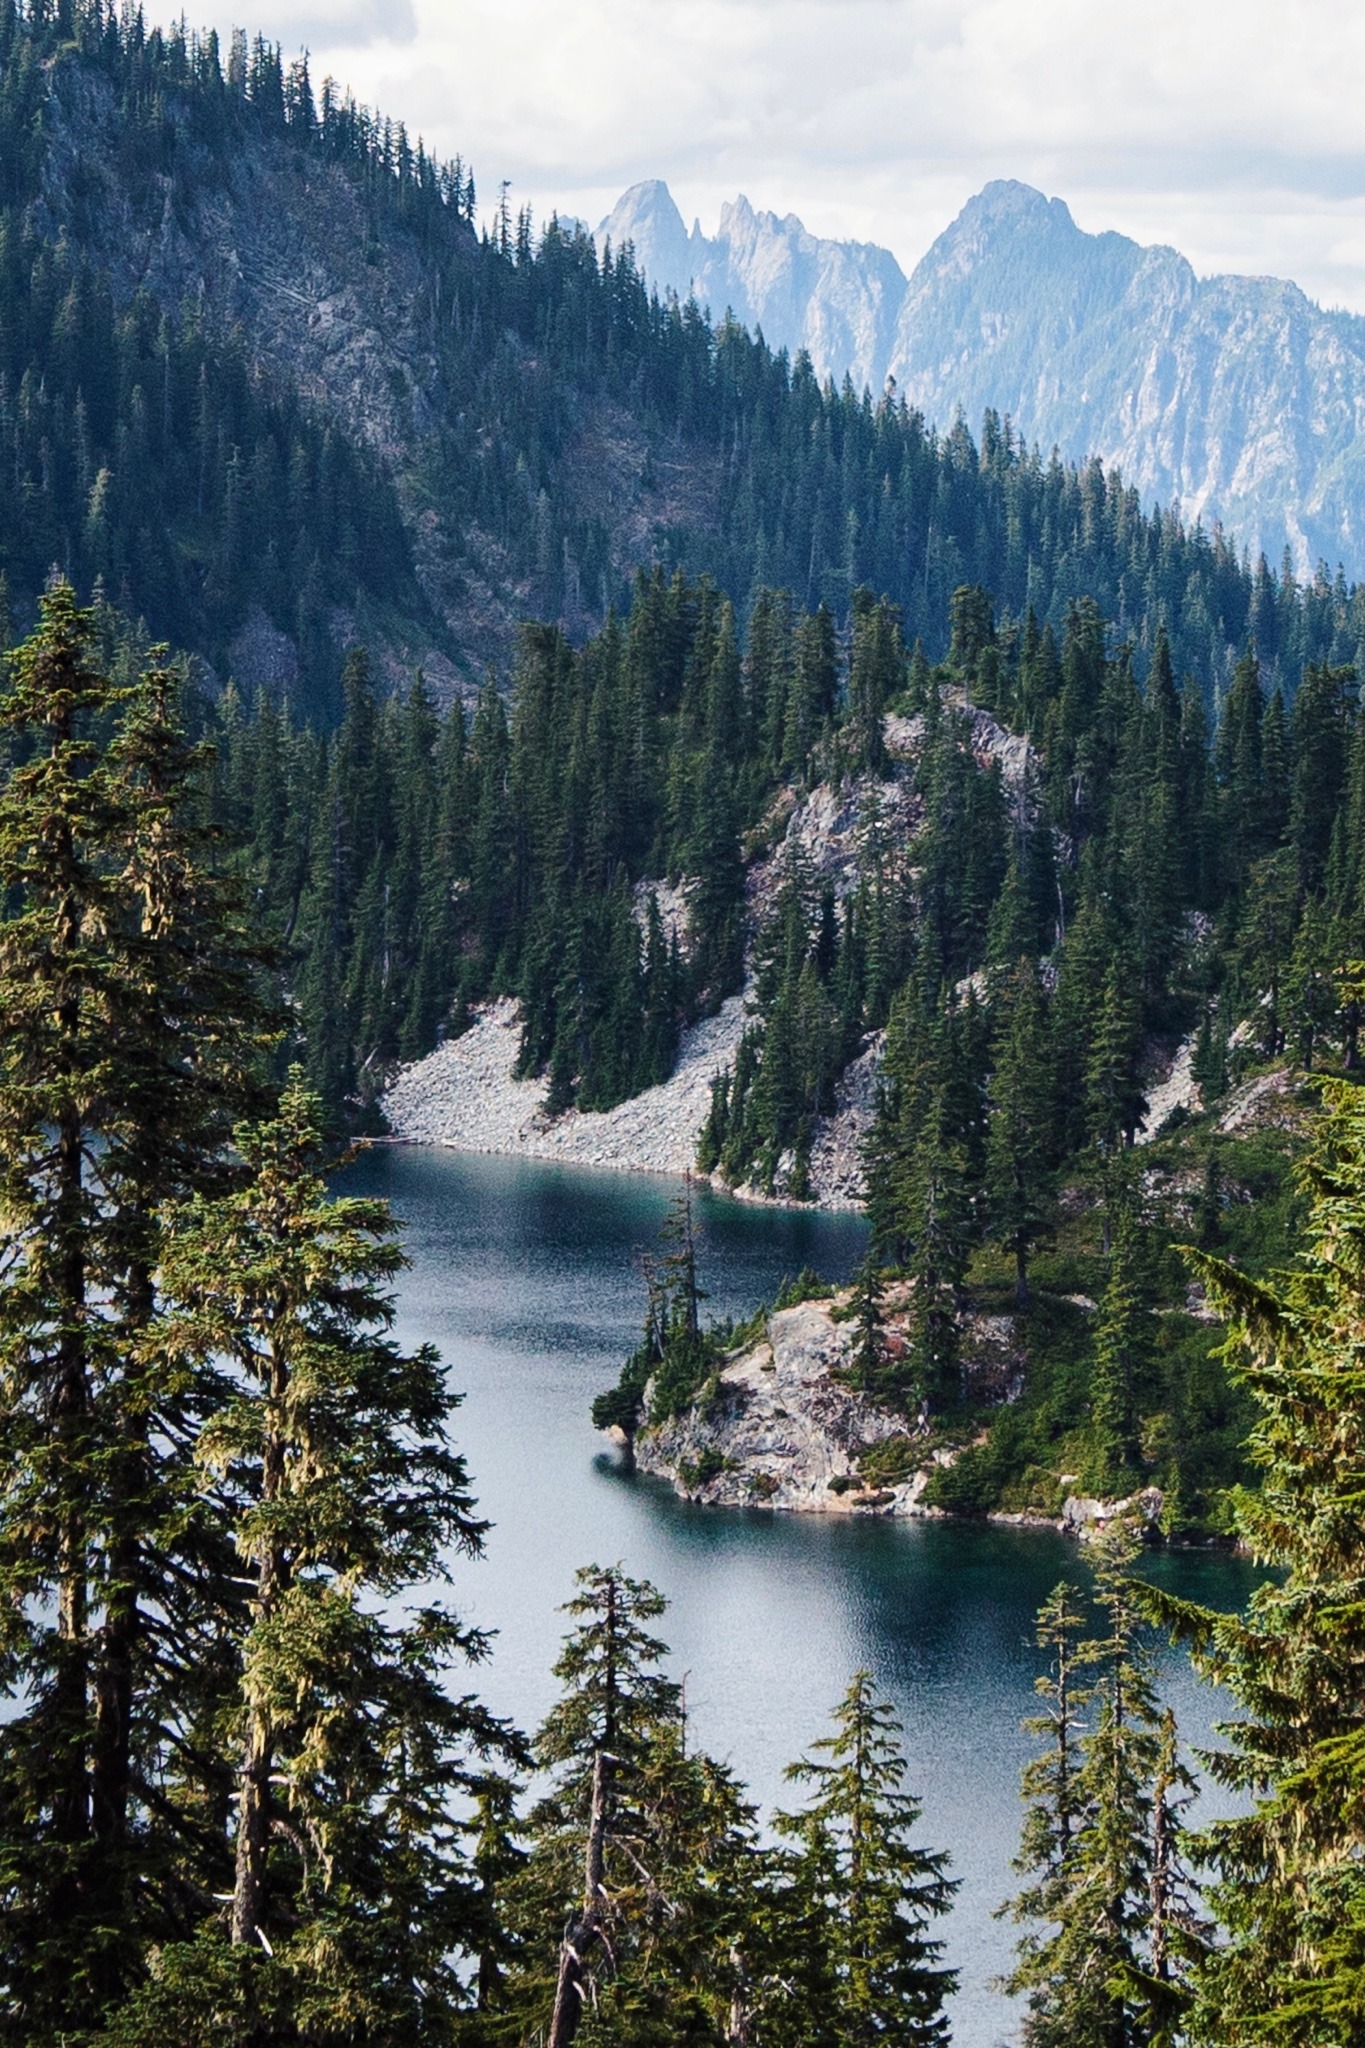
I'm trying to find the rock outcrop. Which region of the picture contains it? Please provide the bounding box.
[634,1298,926,1514]
[627,1291,1161,1533]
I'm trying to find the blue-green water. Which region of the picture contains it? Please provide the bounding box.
[343,1145,1259,2048]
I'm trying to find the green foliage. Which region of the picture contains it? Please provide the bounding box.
[771,1671,957,2046]
[593,1184,725,1436]
[773,1267,837,1308]
[0,587,272,2037]
[108,1072,521,2044]
[9,2,1359,743]
[490,1577,956,2048]
[1142,1070,1365,2042]
[0,597,524,2040]
[1004,1523,1167,2048]
[985,959,1057,1304]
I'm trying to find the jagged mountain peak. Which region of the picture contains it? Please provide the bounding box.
[601,174,1365,572]
[597,180,906,391]
[958,178,1074,227]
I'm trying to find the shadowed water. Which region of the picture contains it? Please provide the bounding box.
[342,1144,1259,2048]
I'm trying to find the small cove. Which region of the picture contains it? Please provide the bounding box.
[343,1144,1260,2048]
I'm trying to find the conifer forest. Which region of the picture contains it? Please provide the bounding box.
[7,3,1365,2044]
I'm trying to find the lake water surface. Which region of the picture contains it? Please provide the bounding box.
[343,1144,1259,2048]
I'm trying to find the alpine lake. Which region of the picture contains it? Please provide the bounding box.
[341,1143,1260,2048]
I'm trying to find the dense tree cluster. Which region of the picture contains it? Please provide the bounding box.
[1000,1074,1365,2047]
[0,5,421,718]
[9,581,1365,2046]
[206,574,787,1122]
[665,587,1363,1525]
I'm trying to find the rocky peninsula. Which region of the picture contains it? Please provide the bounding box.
[624,1285,1160,1537]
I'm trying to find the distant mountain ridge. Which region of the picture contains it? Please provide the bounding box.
[600,177,1365,575]
[600,180,907,398]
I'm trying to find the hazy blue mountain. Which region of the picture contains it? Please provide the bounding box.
[598,180,906,397]
[605,176,1365,573]
[890,179,1365,575]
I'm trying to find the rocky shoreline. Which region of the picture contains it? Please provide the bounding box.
[381,992,872,1208]
[382,993,746,1180]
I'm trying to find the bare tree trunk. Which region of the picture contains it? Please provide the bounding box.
[52,1093,91,1858]
[726,1943,752,2044]
[232,1342,287,1948]
[547,1748,609,2048]
[231,1679,273,1947]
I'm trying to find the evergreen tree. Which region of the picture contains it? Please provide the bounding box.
[847,589,902,775]
[1146,1073,1365,2041]
[985,960,1057,1304]
[519,1566,684,2047]
[848,1244,887,1392]
[0,583,146,2032]
[115,1071,517,2044]
[0,589,270,2036]
[1002,1581,1093,2045]
[902,1080,975,1407]
[1085,959,1147,1159]
[1005,1522,1162,2048]
[1117,1709,1208,2048]
[1090,1218,1152,1489]
[773,1672,957,2047]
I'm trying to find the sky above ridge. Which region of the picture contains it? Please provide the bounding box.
[207,0,1365,312]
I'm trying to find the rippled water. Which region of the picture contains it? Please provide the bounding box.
[342,1144,1259,2048]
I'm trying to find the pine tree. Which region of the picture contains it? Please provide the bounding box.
[1090,1218,1151,1489]
[1233,847,1300,1058]
[0,584,143,2031]
[1117,1709,1208,2048]
[114,1070,517,2044]
[522,1566,683,2046]
[986,960,1057,1304]
[0,591,269,2035]
[1145,1072,1365,2041]
[773,1671,957,2047]
[903,1080,974,1408]
[1005,1522,1162,2048]
[1002,1581,1094,2043]
[1085,959,1147,1159]
[848,1244,887,1392]
[847,589,902,775]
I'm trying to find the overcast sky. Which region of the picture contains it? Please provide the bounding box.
[206,0,1365,311]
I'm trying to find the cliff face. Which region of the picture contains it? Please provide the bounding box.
[21,48,728,696]
[604,175,1365,575]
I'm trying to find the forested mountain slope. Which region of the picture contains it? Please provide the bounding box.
[3,3,1365,718]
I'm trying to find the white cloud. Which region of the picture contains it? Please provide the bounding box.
[214,0,1365,309]
[261,0,416,45]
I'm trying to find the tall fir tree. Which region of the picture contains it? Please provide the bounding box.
[113,1071,518,2045]
[773,1672,957,2048]
[985,960,1057,1305]
[0,590,270,2036]
[1147,1071,1365,2042]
